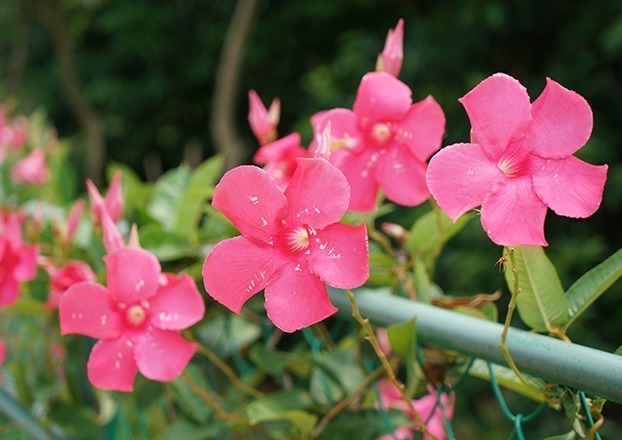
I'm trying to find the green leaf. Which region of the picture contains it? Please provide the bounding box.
[406,209,473,271]
[169,364,213,424]
[146,165,192,231]
[564,248,622,330]
[469,359,547,402]
[246,390,317,436]
[542,432,578,440]
[504,246,568,332]
[196,314,261,357]
[386,318,419,393]
[139,223,196,262]
[412,259,444,303]
[175,155,222,241]
[250,345,310,377]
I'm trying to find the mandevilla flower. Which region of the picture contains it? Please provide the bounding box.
[10,149,50,185]
[0,212,38,307]
[426,73,608,246]
[248,90,280,146]
[377,18,404,77]
[314,71,445,212]
[253,132,310,190]
[377,380,455,440]
[45,261,96,309]
[202,158,369,332]
[59,247,205,391]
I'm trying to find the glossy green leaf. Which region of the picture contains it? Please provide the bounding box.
[564,248,622,330]
[407,209,473,271]
[246,390,317,436]
[175,155,222,241]
[412,259,444,303]
[386,318,419,393]
[139,223,196,262]
[170,364,213,424]
[146,165,192,231]
[504,246,568,332]
[469,359,547,402]
[196,314,261,357]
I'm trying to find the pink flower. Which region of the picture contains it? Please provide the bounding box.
[0,337,5,383]
[10,149,50,185]
[59,247,205,391]
[0,212,38,307]
[87,171,124,224]
[202,158,369,332]
[248,90,280,145]
[377,380,455,440]
[426,73,608,246]
[314,72,445,212]
[378,19,404,77]
[45,261,96,309]
[253,132,310,190]
[0,111,27,163]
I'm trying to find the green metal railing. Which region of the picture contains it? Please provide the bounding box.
[329,287,622,404]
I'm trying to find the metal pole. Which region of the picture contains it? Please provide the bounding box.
[329,288,622,404]
[0,387,59,440]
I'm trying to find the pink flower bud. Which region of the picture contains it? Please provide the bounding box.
[10,149,50,185]
[248,90,280,145]
[378,19,404,77]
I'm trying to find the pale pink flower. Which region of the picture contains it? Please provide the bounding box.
[426,73,608,246]
[202,158,369,332]
[0,212,38,307]
[378,18,404,77]
[45,261,96,309]
[253,132,310,190]
[314,72,445,212]
[377,380,455,440]
[59,247,205,391]
[87,171,124,224]
[10,149,50,185]
[248,90,280,145]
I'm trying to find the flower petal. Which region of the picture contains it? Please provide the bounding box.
[13,244,38,281]
[105,248,161,304]
[531,155,607,218]
[427,143,503,221]
[353,72,412,128]
[481,177,548,246]
[59,282,123,339]
[376,145,430,207]
[203,236,286,313]
[253,132,302,164]
[133,327,196,382]
[0,276,18,307]
[150,274,205,330]
[312,108,365,154]
[331,148,381,212]
[394,96,446,161]
[213,165,288,243]
[284,158,350,229]
[87,336,137,391]
[308,222,369,289]
[524,78,593,158]
[264,262,337,332]
[459,73,531,161]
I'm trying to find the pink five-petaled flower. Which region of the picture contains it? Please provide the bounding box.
[314,71,445,212]
[253,132,310,190]
[426,73,608,246]
[202,158,369,332]
[248,90,280,146]
[376,380,455,440]
[59,247,205,391]
[45,261,96,310]
[377,18,404,77]
[87,171,124,224]
[0,212,38,307]
[10,149,50,185]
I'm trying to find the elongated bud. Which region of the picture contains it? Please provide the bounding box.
[100,209,124,254]
[105,171,124,223]
[128,223,141,248]
[378,19,404,77]
[248,90,279,145]
[66,199,85,243]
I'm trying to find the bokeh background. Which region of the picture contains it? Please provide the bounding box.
[1,0,622,437]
